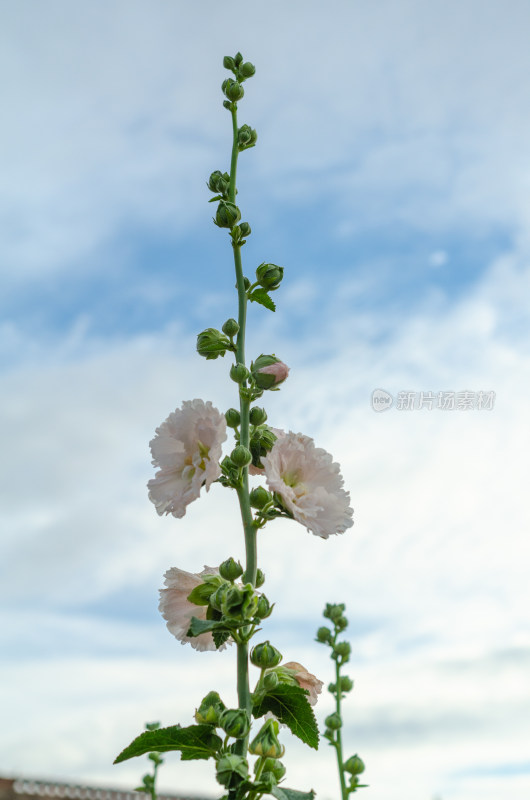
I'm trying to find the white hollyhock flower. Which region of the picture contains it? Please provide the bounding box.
[262,432,353,538]
[282,661,324,705]
[159,566,230,652]
[148,399,226,518]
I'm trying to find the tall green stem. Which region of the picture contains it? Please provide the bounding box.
[228,101,257,783]
[334,652,348,800]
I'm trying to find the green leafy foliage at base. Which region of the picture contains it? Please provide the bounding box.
[253,684,319,750]
[114,724,222,764]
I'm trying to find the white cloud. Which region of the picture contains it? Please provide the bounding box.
[2,1,530,281]
[2,244,530,797]
[3,3,530,797]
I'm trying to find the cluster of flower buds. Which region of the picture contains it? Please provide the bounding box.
[222,52,256,102]
[193,687,287,794]
[186,564,271,643]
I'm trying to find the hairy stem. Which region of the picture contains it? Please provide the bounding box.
[334,640,348,800]
[228,102,256,789]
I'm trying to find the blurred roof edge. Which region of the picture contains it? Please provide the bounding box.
[0,777,206,800]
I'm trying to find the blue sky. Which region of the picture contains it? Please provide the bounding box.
[2,2,530,800]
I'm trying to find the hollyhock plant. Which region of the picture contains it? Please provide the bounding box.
[115,52,360,800]
[262,432,353,538]
[148,399,226,518]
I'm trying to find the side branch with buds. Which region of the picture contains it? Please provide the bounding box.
[316,605,367,798]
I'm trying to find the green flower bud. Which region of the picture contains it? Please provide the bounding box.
[219,708,251,739]
[238,124,258,150]
[231,445,252,467]
[262,670,279,691]
[249,719,284,758]
[223,56,235,71]
[261,758,286,781]
[234,52,243,66]
[219,557,244,582]
[197,328,230,359]
[251,354,289,390]
[340,675,354,692]
[255,594,273,619]
[219,583,258,621]
[223,99,232,110]
[230,362,250,383]
[239,221,251,237]
[334,641,351,658]
[195,691,226,725]
[209,582,231,612]
[324,602,346,621]
[216,753,248,788]
[222,318,239,337]
[249,486,272,509]
[215,200,241,229]
[250,640,282,668]
[225,408,241,428]
[249,425,277,470]
[256,568,265,587]
[316,626,333,644]
[258,772,277,792]
[255,262,284,291]
[222,79,245,102]
[325,713,342,730]
[343,755,365,775]
[335,615,348,631]
[239,61,256,78]
[249,406,267,425]
[328,682,337,694]
[207,169,230,196]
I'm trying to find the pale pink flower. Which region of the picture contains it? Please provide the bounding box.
[148,399,226,518]
[262,432,353,538]
[282,661,324,706]
[258,360,290,385]
[159,565,229,651]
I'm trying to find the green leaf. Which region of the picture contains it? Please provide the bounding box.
[248,288,276,312]
[113,724,222,764]
[253,684,319,750]
[213,628,231,649]
[187,615,234,638]
[272,787,316,800]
